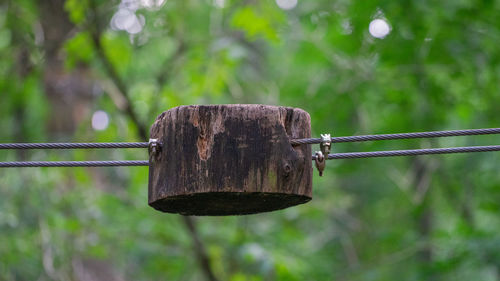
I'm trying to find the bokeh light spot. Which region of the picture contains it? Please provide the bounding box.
[369,19,390,39]
[214,0,225,8]
[91,110,109,131]
[276,0,297,10]
[110,0,149,34]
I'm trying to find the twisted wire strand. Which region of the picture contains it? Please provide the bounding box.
[291,128,500,145]
[0,128,499,167]
[310,145,500,160]
[1,128,498,149]
[2,146,498,167]
[0,160,149,168]
[0,142,149,149]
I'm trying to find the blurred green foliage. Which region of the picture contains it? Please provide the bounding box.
[1,0,500,280]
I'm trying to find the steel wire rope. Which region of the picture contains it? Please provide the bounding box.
[0,142,149,149]
[312,145,500,160]
[1,146,499,167]
[290,128,500,145]
[0,160,149,168]
[0,128,499,167]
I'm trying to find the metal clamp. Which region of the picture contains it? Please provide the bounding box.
[320,134,331,155]
[148,138,161,161]
[314,151,325,176]
[314,134,331,176]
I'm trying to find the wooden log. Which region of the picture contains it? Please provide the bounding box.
[148,105,312,215]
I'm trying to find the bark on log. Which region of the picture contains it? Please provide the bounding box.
[148,105,312,215]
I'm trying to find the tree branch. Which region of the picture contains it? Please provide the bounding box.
[184,217,219,281]
[156,40,187,87]
[147,39,187,119]
[88,3,219,281]
[89,30,148,140]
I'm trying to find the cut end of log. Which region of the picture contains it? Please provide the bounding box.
[148,104,312,216]
[149,192,311,216]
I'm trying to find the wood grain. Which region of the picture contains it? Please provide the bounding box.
[148,105,312,215]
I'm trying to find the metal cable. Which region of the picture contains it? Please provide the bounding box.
[1,128,498,149]
[311,145,500,160]
[0,128,499,167]
[0,142,149,149]
[0,160,149,168]
[291,128,500,145]
[2,146,498,167]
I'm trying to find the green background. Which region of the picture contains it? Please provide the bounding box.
[1,0,500,280]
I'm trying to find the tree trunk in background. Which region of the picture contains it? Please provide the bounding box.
[412,157,434,278]
[38,0,95,137]
[36,1,122,280]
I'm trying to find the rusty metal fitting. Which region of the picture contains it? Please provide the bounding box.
[314,151,325,176]
[148,138,161,161]
[320,134,331,156]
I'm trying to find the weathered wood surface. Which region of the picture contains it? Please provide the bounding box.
[148,104,312,215]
